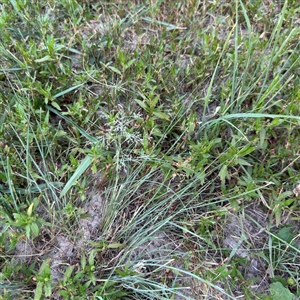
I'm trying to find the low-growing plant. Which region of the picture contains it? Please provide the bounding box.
[0,0,300,299]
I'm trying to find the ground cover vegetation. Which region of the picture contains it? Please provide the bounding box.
[0,0,300,299]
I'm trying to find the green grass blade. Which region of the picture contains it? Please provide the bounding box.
[60,155,93,198]
[53,83,85,99]
[46,105,98,144]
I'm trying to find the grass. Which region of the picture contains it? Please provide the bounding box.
[0,0,300,299]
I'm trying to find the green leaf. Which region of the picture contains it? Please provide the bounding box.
[208,113,300,128]
[108,66,122,75]
[230,199,239,211]
[141,16,186,30]
[53,83,84,99]
[25,225,31,239]
[34,282,44,300]
[238,145,256,157]
[46,105,98,144]
[81,254,86,270]
[27,203,34,217]
[63,265,75,284]
[275,209,281,228]
[236,158,252,166]
[153,111,170,120]
[107,243,125,249]
[39,258,51,274]
[88,250,95,266]
[219,165,228,184]
[89,273,96,285]
[270,282,295,300]
[276,227,295,244]
[30,222,40,237]
[44,282,52,297]
[60,155,93,198]
[213,265,231,281]
[135,99,147,110]
[51,101,62,111]
[150,95,160,107]
[34,55,54,63]
[259,128,267,149]
[152,126,163,137]
[124,59,136,69]
[277,191,293,201]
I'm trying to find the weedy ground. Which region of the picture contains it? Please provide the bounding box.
[0,0,300,299]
